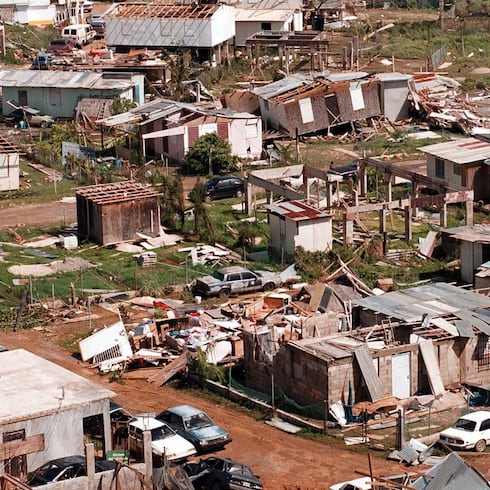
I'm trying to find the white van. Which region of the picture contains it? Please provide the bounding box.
[61,24,96,47]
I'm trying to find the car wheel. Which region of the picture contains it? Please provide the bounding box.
[204,195,212,203]
[236,190,243,198]
[219,288,231,298]
[211,482,222,490]
[40,121,48,129]
[263,282,275,292]
[475,439,486,452]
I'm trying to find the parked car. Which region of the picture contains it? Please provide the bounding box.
[90,20,106,37]
[181,456,263,490]
[61,24,96,47]
[157,405,231,452]
[190,265,282,297]
[203,176,244,202]
[128,416,197,462]
[47,38,75,55]
[5,108,54,128]
[27,455,116,487]
[439,410,490,452]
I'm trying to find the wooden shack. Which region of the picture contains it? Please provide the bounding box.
[76,182,160,245]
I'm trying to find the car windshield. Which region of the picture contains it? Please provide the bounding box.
[454,418,477,431]
[51,40,67,45]
[184,412,213,430]
[211,270,225,281]
[151,424,175,440]
[205,177,221,188]
[228,463,254,477]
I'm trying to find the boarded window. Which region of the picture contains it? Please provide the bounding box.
[435,158,445,179]
[349,82,365,111]
[299,97,314,124]
[18,90,28,106]
[246,122,257,138]
[261,22,272,30]
[3,430,27,479]
[49,87,62,106]
[478,334,490,370]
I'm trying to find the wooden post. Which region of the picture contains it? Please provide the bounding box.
[143,429,153,489]
[86,443,96,490]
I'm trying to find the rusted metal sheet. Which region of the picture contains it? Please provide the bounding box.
[354,344,384,401]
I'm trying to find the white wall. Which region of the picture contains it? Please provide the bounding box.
[295,218,332,252]
[0,153,19,192]
[106,5,235,48]
[426,155,462,187]
[235,19,291,47]
[229,117,262,158]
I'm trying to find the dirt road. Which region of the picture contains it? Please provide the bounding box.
[0,201,77,230]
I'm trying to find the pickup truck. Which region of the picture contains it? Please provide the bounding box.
[190,265,282,297]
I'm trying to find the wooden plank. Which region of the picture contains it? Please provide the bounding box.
[418,339,445,397]
[0,434,44,460]
[148,352,187,386]
[354,344,384,402]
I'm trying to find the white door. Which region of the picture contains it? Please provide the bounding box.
[392,352,410,399]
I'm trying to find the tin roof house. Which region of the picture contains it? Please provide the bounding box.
[0,349,115,478]
[253,72,381,137]
[0,70,144,119]
[419,137,490,203]
[267,200,333,262]
[105,3,235,64]
[98,98,262,163]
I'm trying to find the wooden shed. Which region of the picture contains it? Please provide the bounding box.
[76,182,160,245]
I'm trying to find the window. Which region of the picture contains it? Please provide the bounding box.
[480,419,490,431]
[261,22,272,30]
[241,272,256,280]
[453,163,461,176]
[49,87,62,106]
[18,90,27,106]
[228,273,241,282]
[435,158,445,179]
[3,430,27,478]
[477,334,490,370]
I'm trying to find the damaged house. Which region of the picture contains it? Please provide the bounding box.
[76,181,160,245]
[419,137,490,203]
[0,70,144,119]
[98,98,262,162]
[0,349,115,478]
[242,283,490,411]
[253,72,381,137]
[105,3,235,64]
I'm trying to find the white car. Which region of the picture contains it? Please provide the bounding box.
[439,410,490,452]
[128,416,197,462]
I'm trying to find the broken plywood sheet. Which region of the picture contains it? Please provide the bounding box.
[417,230,438,258]
[419,339,445,397]
[354,344,384,402]
[148,352,187,386]
[430,317,459,337]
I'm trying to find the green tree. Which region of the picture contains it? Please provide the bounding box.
[188,181,216,241]
[111,97,137,115]
[184,133,237,175]
[159,175,185,230]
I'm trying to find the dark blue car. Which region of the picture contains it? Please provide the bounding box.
[157,405,231,452]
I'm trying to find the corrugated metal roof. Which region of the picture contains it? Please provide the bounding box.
[376,72,412,82]
[266,200,331,221]
[352,283,490,322]
[443,223,490,244]
[419,137,490,164]
[0,70,105,89]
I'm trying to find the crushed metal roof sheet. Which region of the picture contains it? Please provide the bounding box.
[235,8,293,21]
[375,72,412,82]
[98,98,256,127]
[352,283,490,323]
[266,200,331,221]
[411,452,490,490]
[0,70,132,90]
[419,137,490,164]
[76,181,159,205]
[443,223,490,243]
